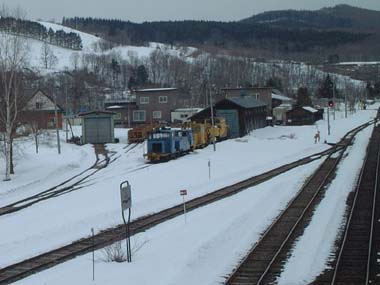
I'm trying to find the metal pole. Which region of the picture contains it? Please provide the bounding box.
[345,92,347,118]
[333,82,336,120]
[65,83,68,142]
[209,86,216,152]
[327,107,331,136]
[127,208,132,262]
[91,228,95,281]
[208,159,211,180]
[121,209,131,262]
[126,90,130,129]
[54,92,61,154]
[183,195,187,224]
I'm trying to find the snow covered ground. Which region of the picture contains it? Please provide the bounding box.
[0,132,94,204]
[16,160,323,285]
[0,106,378,284]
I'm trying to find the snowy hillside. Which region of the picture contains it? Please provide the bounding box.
[18,21,365,95]
[23,21,197,73]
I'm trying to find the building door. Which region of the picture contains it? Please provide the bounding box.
[84,117,112,143]
[216,109,239,138]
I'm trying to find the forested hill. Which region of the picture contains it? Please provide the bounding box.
[242,4,380,32]
[62,4,380,61]
[62,18,367,51]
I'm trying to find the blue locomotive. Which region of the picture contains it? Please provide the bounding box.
[145,127,194,162]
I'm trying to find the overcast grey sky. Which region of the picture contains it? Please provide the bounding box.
[2,0,380,22]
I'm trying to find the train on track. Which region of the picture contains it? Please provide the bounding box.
[130,118,229,162]
[145,128,194,162]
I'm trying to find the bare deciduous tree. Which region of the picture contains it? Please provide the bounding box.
[40,41,58,69]
[0,7,28,181]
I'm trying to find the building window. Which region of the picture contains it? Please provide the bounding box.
[47,118,55,128]
[140,97,149,104]
[159,96,168,103]
[133,110,146,122]
[35,102,43,109]
[152,111,162,119]
[254,93,260,100]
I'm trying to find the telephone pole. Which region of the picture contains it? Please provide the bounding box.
[333,82,336,120]
[54,92,61,154]
[209,85,216,152]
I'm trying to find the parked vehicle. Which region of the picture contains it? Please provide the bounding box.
[206,117,229,141]
[185,122,208,149]
[145,128,194,162]
[128,123,159,143]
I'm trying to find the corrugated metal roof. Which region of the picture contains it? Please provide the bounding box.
[221,87,271,91]
[78,110,116,116]
[136,88,177,92]
[226,96,267,109]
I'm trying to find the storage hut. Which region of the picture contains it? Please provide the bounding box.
[79,111,116,144]
[190,96,267,138]
[286,106,323,125]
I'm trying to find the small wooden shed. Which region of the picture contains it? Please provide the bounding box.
[286,106,323,126]
[190,96,267,138]
[79,111,115,144]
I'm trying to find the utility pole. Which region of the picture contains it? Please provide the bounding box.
[209,85,216,152]
[64,80,69,142]
[333,82,336,120]
[327,106,331,136]
[127,90,131,128]
[54,92,61,154]
[344,92,347,118]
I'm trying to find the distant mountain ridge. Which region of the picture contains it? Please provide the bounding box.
[62,4,380,62]
[242,4,380,32]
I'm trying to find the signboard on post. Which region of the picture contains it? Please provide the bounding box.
[120,180,132,263]
[180,189,187,196]
[120,184,132,211]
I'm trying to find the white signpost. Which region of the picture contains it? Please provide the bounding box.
[180,189,187,223]
[120,181,132,262]
[120,184,132,211]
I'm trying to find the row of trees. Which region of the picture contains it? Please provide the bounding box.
[0,17,82,50]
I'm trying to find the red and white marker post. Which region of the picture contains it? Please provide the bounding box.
[180,189,187,223]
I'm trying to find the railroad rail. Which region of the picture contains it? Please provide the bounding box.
[0,144,140,216]
[225,120,376,285]
[313,125,380,284]
[0,121,374,284]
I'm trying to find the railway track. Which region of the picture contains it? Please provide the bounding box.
[0,144,140,217]
[0,121,374,284]
[312,125,380,284]
[225,120,376,285]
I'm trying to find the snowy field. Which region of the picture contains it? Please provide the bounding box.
[0,106,378,284]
